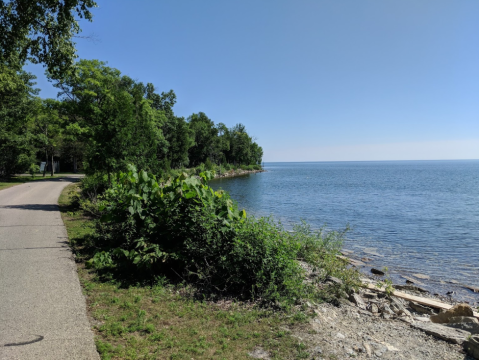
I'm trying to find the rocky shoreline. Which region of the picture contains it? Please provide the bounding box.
[250,270,479,359]
[338,248,479,309]
[213,168,265,179]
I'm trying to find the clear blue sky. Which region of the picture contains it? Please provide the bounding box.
[27,0,479,161]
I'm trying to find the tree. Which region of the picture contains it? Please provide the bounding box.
[52,59,167,178]
[146,84,193,168]
[0,64,38,176]
[33,98,64,176]
[0,0,97,77]
[187,112,218,167]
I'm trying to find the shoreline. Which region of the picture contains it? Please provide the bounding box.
[339,249,479,308]
[212,168,265,179]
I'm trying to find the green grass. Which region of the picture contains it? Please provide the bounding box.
[59,183,316,360]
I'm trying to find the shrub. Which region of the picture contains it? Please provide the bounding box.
[29,163,40,177]
[204,158,214,171]
[87,166,321,304]
[83,166,358,305]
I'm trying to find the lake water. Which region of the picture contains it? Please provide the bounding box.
[210,161,479,304]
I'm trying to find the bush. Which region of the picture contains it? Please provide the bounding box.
[83,166,358,305]
[204,158,214,171]
[87,166,319,304]
[29,163,40,177]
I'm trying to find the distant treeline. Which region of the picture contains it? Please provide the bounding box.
[0,59,263,177]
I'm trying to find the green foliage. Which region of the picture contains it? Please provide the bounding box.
[28,163,39,177]
[0,64,40,176]
[0,0,97,78]
[86,167,339,304]
[52,59,168,176]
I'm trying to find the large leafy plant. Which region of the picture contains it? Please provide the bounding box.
[91,165,245,272]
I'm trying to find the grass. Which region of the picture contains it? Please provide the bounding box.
[59,183,317,360]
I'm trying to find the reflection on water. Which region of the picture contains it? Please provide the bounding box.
[210,161,479,304]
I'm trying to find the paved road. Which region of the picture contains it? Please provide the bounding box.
[0,177,99,360]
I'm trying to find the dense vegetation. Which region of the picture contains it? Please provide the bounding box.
[0,57,263,177]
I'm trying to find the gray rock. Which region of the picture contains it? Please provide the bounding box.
[411,322,471,344]
[349,293,366,310]
[464,335,479,359]
[409,301,436,315]
[336,332,346,340]
[311,346,322,355]
[464,285,479,293]
[381,304,395,315]
[445,322,479,335]
[448,316,479,324]
[362,291,378,299]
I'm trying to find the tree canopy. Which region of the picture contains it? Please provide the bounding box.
[0,0,97,77]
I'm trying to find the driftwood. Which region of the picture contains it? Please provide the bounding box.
[366,283,479,319]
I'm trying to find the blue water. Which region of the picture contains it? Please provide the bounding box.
[210,161,479,303]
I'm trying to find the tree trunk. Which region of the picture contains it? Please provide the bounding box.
[73,157,77,173]
[51,152,54,177]
[43,150,47,177]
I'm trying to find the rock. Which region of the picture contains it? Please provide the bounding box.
[464,285,479,293]
[409,301,437,315]
[445,322,479,335]
[349,293,366,310]
[370,303,379,314]
[390,297,406,313]
[464,335,479,359]
[371,268,385,275]
[381,313,391,320]
[430,303,474,324]
[248,347,270,359]
[414,316,432,322]
[336,332,346,340]
[394,284,429,293]
[448,316,479,324]
[412,273,430,280]
[446,291,456,296]
[398,308,412,317]
[362,291,378,299]
[381,304,395,316]
[361,257,372,262]
[411,322,470,344]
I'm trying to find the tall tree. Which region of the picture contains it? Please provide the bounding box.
[0,64,38,176]
[52,59,167,177]
[187,112,218,167]
[0,0,97,77]
[33,98,64,176]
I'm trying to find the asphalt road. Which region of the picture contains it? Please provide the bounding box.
[0,177,99,360]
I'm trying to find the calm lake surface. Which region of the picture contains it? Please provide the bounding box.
[210,160,479,303]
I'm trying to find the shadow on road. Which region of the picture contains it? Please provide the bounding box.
[0,204,61,211]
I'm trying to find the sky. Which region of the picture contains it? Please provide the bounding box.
[26,0,479,162]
